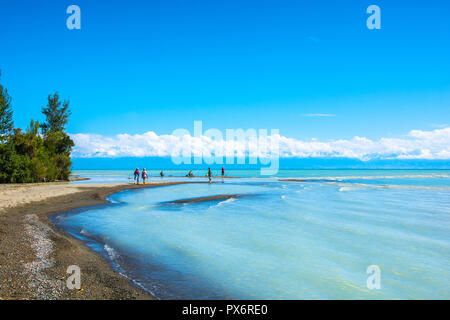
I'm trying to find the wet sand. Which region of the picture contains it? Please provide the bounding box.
[164,194,246,205]
[0,181,208,300]
[68,176,90,181]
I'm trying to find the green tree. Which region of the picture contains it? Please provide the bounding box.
[0,128,33,183]
[0,87,75,183]
[44,131,74,180]
[41,93,71,135]
[0,71,14,140]
[41,93,74,181]
[26,120,52,182]
[0,141,16,182]
[40,93,74,181]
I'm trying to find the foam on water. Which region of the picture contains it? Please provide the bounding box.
[56,171,450,299]
[216,197,237,207]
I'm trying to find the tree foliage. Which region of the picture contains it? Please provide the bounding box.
[41,93,71,135]
[0,73,74,183]
[0,71,14,140]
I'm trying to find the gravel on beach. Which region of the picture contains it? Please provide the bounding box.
[0,181,204,300]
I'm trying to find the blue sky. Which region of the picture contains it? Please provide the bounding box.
[0,0,449,160]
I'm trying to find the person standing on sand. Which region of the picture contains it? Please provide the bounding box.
[208,168,212,183]
[142,168,148,184]
[222,166,225,183]
[134,168,140,184]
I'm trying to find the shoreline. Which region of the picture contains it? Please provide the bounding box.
[0,181,208,300]
[164,194,244,204]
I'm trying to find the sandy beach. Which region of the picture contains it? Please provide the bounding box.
[0,181,206,300]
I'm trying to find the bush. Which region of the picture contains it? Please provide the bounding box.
[0,115,74,183]
[0,73,74,183]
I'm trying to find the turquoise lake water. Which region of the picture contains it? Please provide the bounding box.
[54,170,450,299]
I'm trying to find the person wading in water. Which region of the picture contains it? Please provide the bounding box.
[221,166,225,183]
[142,168,148,185]
[134,168,140,184]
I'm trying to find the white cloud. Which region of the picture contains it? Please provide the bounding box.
[70,127,450,161]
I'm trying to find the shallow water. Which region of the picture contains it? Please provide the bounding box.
[55,170,450,299]
[71,169,450,186]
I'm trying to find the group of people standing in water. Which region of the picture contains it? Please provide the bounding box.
[206,167,225,183]
[133,168,149,184]
[132,167,225,184]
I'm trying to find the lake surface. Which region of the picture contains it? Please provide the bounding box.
[54,170,450,299]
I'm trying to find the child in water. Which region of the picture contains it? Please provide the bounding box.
[142,168,148,184]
